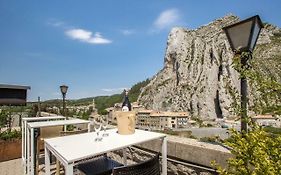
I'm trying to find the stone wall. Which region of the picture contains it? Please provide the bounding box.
[109,136,232,175]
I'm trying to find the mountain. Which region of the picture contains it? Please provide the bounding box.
[138,15,281,120]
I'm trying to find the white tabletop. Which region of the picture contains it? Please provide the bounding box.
[22,116,65,121]
[27,119,90,129]
[45,129,166,163]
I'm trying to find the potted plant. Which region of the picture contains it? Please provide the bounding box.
[0,108,22,162]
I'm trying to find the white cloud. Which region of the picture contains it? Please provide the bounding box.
[121,29,135,36]
[65,28,112,44]
[154,8,181,30]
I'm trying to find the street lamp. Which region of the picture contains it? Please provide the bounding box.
[223,15,263,132]
[60,85,68,118]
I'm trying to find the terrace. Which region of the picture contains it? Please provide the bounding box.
[0,130,231,175]
[0,14,277,173]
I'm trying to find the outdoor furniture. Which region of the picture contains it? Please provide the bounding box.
[77,155,123,175]
[60,128,88,136]
[21,116,66,169]
[26,118,91,175]
[44,129,167,175]
[36,126,64,175]
[112,153,160,175]
[56,128,90,174]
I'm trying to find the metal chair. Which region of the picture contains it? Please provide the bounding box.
[112,153,160,175]
[77,155,124,175]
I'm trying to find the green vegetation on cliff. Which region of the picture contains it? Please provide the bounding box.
[95,78,150,114]
[39,79,150,115]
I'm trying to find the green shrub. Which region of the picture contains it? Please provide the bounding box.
[213,123,281,175]
[200,135,221,143]
[0,130,21,141]
[263,126,281,135]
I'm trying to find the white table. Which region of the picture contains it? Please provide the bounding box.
[21,116,66,166]
[26,119,91,175]
[45,129,167,175]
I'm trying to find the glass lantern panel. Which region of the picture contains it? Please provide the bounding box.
[250,22,262,52]
[227,20,253,51]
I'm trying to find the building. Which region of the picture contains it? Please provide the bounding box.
[137,111,189,130]
[151,111,189,130]
[136,110,154,129]
[251,115,277,127]
[0,84,30,106]
[221,116,240,128]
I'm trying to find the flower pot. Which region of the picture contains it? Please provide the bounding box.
[115,111,136,135]
[0,139,22,162]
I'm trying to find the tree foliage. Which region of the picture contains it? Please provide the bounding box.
[232,52,281,116]
[0,106,26,140]
[213,123,281,175]
[213,49,281,174]
[94,79,150,114]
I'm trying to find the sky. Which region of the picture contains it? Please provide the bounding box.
[0,1,280,101]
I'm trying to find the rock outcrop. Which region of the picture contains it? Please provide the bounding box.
[138,15,281,120]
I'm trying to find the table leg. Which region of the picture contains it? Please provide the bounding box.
[25,121,28,166]
[45,145,51,175]
[65,164,74,175]
[88,123,91,132]
[161,137,167,175]
[122,148,127,166]
[22,120,24,162]
[64,118,67,131]
[27,127,30,175]
[31,128,35,175]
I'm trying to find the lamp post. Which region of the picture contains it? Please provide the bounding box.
[223,15,263,132]
[60,85,68,119]
[37,96,41,117]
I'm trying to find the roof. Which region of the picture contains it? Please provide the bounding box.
[251,115,275,120]
[150,111,188,117]
[0,84,31,90]
[137,110,154,114]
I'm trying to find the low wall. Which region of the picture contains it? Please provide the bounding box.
[137,135,232,168]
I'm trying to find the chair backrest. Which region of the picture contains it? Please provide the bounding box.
[112,153,160,175]
[40,126,64,139]
[37,126,64,151]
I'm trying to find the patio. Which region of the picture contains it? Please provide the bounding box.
[1,133,231,175]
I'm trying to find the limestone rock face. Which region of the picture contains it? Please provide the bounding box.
[138,15,281,120]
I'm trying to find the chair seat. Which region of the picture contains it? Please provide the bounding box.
[77,156,123,175]
[112,153,160,175]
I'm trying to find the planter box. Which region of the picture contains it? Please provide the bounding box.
[0,139,22,162]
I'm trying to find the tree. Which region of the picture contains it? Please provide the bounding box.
[212,51,281,174]
[213,123,281,175]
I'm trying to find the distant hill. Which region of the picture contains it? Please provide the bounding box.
[40,79,150,114]
[95,78,150,114]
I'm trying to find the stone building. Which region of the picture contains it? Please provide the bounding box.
[137,111,189,130]
[251,115,277,127]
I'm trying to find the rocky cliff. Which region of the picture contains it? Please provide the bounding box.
[138,15,281,120]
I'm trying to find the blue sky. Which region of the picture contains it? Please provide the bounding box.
[0,1,280,101]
